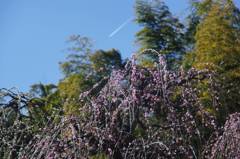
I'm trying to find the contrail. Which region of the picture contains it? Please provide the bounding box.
[109,17,133,38]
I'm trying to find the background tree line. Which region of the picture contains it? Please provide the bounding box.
[28,0,239,121]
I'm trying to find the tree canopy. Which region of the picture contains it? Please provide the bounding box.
[135,0,185,67]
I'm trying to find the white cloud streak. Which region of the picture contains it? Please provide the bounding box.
[109,17,133,38]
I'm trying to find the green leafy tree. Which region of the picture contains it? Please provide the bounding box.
[193,0,240,122]
[193,0,214,16]
[58,73,94,116]
[182,0,215,70]
[183,0,240,52]
[59,48,123,116]
[30,83,57,98]
[60,35,123,79]
[194,0,240,71]
[182,1,201,70]
[183,1,201,51]
[60,35,93,77]
[28,83,62,126]
[90,49,123,78]
[135,0,184,67]
[59,35,123,115]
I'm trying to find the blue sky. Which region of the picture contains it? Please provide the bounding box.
[0,0,239,92]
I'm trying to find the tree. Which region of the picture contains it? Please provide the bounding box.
[182,1,201,70]
[59,48,123,116]
[30,83,57,98]
[183,0,202,51]
[193,0,214,16]
[193,0,240,121]
[135,0,184,67]
[58,73,94,116]
[182,0,215,70]
[59,35,123,115]
[89,49,123,78]
[28,83,62,127]
[183,0,240,52]
[60,35,93,77]
[182,0,237,70]
[60,35,123,80]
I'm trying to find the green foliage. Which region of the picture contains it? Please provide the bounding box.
[193,0,240,121]
[60,35,123,79]
[183,1,202,52]
[58,34,123,115]
[135,0,184,67]
[133,123,146,138]
[90,49,123,78]
[28,83,62,127]
[30,83,57,98]
[182,0,212,69]
[58,73,94,115]
[183,0,240,65]
[90,153,108,159]
[194,0,240,71]
[60,35,93,77]
[182,51,196,70]
[192,0,214,16]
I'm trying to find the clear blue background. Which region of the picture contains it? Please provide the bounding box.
[1,0,239,91]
